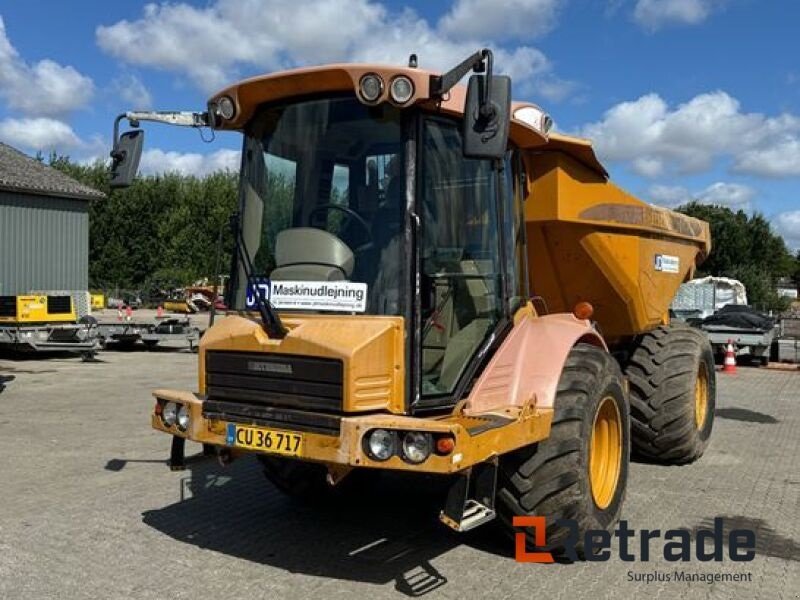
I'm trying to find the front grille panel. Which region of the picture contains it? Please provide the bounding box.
[206,351,343,413]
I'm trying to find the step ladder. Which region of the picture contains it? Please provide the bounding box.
[439,459,497,532]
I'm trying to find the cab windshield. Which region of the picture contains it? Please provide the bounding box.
[232,96,407,316]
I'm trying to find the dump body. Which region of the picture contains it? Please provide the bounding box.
[523,149,710,343]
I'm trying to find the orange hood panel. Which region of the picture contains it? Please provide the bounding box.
[199,314,406,413]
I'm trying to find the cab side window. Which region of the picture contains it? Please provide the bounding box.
[419,118,503,397]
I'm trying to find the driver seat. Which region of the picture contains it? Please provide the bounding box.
[270,228,355,281]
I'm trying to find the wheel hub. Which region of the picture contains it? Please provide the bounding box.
[589,396,622,510]
[694,363,709,429]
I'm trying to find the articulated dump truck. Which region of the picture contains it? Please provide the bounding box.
[110,49,714,558]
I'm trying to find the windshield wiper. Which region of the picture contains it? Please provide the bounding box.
[230,212,287,339]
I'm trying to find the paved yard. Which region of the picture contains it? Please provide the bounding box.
[0,349,797,599]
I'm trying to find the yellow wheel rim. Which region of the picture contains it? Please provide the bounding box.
[589,396,623,510]
[695,363,709,429]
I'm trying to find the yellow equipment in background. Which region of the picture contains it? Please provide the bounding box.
[0,295,76,324]
[90,293,105,310]
[163,300,191,313]
[0,293,98,356]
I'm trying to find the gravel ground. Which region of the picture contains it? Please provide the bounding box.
[0,349,797,600]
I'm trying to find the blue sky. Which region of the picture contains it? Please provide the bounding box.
[0,0,798,246]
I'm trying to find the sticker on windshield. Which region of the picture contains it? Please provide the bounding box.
[246,280,367,313]
[654,254,680,273]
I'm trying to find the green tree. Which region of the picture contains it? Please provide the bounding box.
[48,155,238,291]
[47,154,299,296]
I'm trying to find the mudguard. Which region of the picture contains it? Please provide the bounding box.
[463,311,606,413]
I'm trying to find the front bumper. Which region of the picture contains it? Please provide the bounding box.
[151,389,553,474]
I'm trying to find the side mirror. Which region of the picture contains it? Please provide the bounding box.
[462,74,511,159]
[109,129,144,189]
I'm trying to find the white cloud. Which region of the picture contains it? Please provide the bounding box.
[138,148,241,177]
[0,114,240,177]
[74,146,241,178]
[0,117,82,151]
[0,116,240,177]
[581,93,671,176]
[633,0,721,30]
[0,17,94,116]
[734,138,800,177]
[439,0,562,41]
[97,2,265,91]
[774,211,800,250]
[647,181,755,210]
[96,0,571,102]
[647,183,692,207]
[632,157,666,178]
[580,91,800,178]
[110,74,153,109]
[535,74,578,102]
[696,182,755,209]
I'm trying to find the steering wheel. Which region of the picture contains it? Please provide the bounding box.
[308,203,373,251]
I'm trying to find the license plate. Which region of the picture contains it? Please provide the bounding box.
[226,423,303,457]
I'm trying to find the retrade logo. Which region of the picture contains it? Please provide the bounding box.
[513,517,756,563]
[512,516,554,563]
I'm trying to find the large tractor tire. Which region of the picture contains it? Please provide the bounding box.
[623,325,715,464]
[496,344,630,558]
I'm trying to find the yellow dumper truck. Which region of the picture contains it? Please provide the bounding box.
[110,49,714,557]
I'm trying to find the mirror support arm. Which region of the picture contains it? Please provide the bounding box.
[430,48,492,99]
[112,110,209,152]
[110,110,211,185]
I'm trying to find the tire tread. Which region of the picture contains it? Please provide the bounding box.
[623,325,715,464]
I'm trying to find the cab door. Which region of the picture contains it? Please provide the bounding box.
[415,117,511,408]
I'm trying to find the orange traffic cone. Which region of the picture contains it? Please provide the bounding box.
[723,340,737,374]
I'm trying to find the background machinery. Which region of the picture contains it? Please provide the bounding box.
[0,294,99,356]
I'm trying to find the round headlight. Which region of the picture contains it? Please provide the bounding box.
[177,404,190,431]
[359,74,384,103]
[390,76,414,104]
[162,402,178,427]
[401,431,432,464]
[367,429,394,461]
[218,96,236,120]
